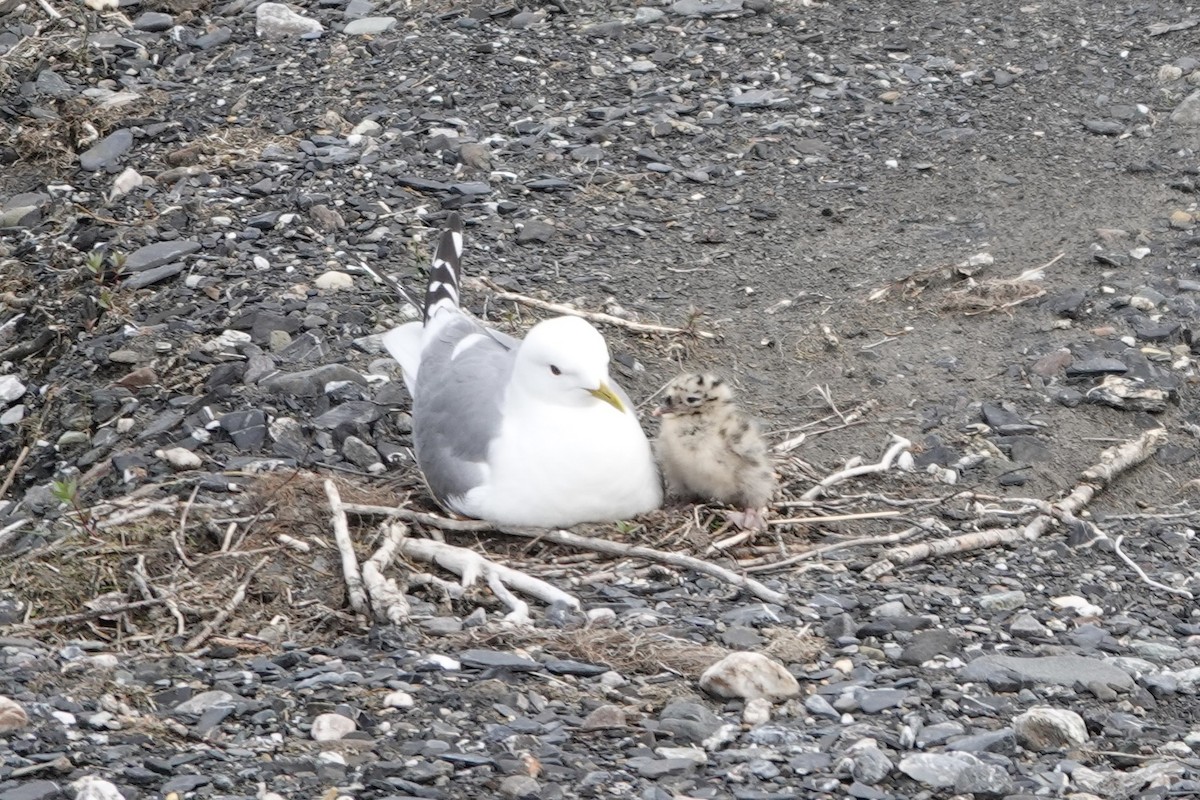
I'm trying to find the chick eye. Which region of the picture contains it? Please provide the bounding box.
[549,365,562,376]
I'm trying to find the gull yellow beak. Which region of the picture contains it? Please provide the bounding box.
[588,382,625,413]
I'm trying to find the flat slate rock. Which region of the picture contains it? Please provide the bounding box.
[958,654,1134,691]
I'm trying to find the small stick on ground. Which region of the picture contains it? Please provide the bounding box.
[132,554,185,638]
[0,519,29,552]
[174,485,199,567]
[325,480,367,615]
[1112,534,1194,600]
[801,435,912,501]
[0,445,30,500]
[36,0,62,19]
[184,554,271,651]
[475,276,716,339]
[769,509,904,526]
[342,503,789,605]
[744,523,931,573]
[16,598,167,630]
[862,428,1168,577]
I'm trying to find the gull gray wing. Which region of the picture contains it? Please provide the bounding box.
[412,314,517,506]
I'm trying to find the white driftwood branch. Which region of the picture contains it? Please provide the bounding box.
[474,276,716,339]
[363,523,412,624]
[863,428,1168,576]
[325,480,368,615]
[800,435,913,501]
[398,537,579,623]
[340,503,789,606]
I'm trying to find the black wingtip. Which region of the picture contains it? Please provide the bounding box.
[422,213,466,323]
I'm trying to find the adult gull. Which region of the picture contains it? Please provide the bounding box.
[383,213,662,528]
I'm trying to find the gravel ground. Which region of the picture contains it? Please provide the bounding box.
[2,0,1200,797]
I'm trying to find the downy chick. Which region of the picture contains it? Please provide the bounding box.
[653,373,777,529]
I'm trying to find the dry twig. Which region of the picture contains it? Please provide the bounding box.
[475,276,716,339]
[800,435,912,501]
[16,598,168,630]
[184,555,271,651]
[1112,535,1194,600]
[862,428,1168,577]
[0,445,30,500]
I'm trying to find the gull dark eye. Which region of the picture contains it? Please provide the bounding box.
[550,365,562,376]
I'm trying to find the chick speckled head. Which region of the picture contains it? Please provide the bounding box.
[655,372,734,417]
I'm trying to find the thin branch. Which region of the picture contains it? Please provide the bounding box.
[14,598,167,630]
[184,554,270,651]
[325,480,368,615]
[800,435,912,501]
[862,428,1169,576]
[1112,534,1194,599]
[0,445,30,499]
[769,509,904,526]
[174,486,198,567]
[744,524,928,573]
[36,0,62,20]
[475,276,716,339]
[0,519,29,552]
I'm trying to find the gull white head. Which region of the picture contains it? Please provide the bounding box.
[513,316,626,412]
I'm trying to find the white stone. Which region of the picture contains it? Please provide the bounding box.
[156,447,201,470]
[1014,707,1088,752]
[255,2,324,39]
[344,17,396,35]
[71,776,125,800]
[1169,666,1200,688]
[598,670,627,689]
[108,167,144,199]
[0,695,29,733]
[698,652,800,702]
[898,752,980,787]
[0,405,24,425]
[0,375,26,404]
[586,607,616,625]
[742,697,772,726]
[315,270,354,290]
[655,746,707,764]
[383,691,414,708]
[174,690,235,715]
[351,119,383,137]
[1170,88,1200,126]
[203,329,252,353]
[253,255,270,270]
[420,654,460,671]
[1050,595,1103,618]
[311,712,356,741]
